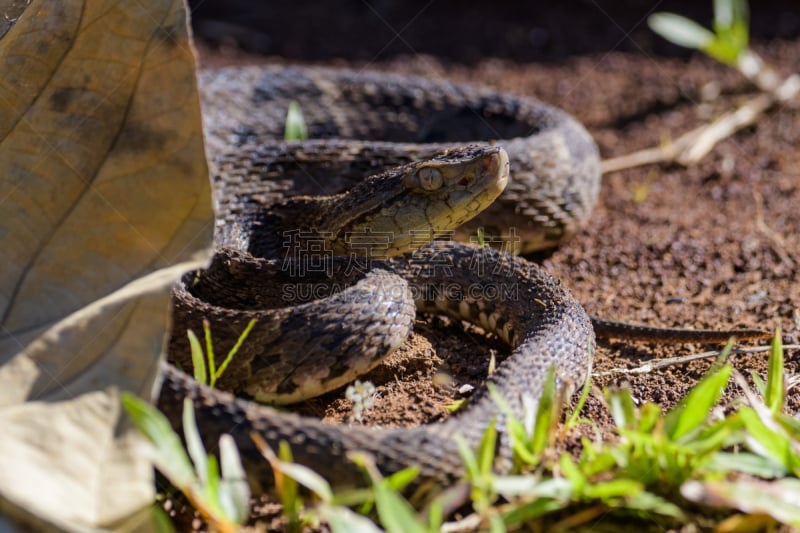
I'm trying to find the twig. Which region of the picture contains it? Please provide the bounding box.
[601,62,800,174]
[599,344,800,375]
[441,513,481,533]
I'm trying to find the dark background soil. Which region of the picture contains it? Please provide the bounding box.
[180,1,800,529]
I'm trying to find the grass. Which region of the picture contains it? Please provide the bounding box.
[227,330,798,532]
[648,0,749,67]
[284,100,308,141]
[126,328,800,531]
[120,320,256,532]
[187,318,256,388]
[122,396,250,533]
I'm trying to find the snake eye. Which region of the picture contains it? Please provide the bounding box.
[417,167,443,191]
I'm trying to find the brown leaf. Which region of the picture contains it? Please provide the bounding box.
[0,0,213,529]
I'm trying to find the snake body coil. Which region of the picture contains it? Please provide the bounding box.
[158,66,601,491]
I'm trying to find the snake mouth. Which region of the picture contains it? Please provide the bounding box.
[446,145,508,196]
[486,147,510,197]
[460,146,508,206]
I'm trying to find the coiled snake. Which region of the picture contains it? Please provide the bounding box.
[157,66,763,492]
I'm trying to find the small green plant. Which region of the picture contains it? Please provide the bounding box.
[284,100,308,141]
[648,0,749,66]
[139,330,800,530]
[456,422,505,532]
[445,398,468,412]
[437,332,800,529]
[476,227,486,247]
[122,395,251,533]
[488,368,562,470]
[564,351,593,430]
[187,318,256,387]
[251,432,439,533]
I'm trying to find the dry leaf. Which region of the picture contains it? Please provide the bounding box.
[0,0,213,529]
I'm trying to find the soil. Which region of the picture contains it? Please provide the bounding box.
[175,1,800,530]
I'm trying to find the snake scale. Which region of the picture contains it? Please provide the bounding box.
[157,66,765,493]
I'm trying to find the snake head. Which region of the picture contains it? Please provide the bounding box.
[390,145,509,252]
[325,145,509,257]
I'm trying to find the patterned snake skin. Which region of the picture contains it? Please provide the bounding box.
[156,67,760,494]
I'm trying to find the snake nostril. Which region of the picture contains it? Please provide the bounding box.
[458,177,469,186]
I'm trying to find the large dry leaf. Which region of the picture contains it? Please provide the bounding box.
[0,0,213,530]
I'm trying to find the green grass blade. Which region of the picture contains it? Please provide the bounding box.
[385,467,420,493]
[776,412,800,440]
[623,490,684,518]
[319,504,384,533]
[739,406,797,474]
[488,513,506,533]
[492,476,572,499]
[455,434,481,482]
[709,338,735,374]
[202,454,223,518]
[530,368,558,455]
[488,385,539,466]
[186,328,207,385]
[607,387,637,430]
[705,37,746,65]
[277,440,303,524]
[648,13,715,50]
[150,504,176,533]
[277,461,335,503]
[576,440,617,478]
[478,418,498,476]
[558,453,586,493]
[707,451,788,478]
[182,398,209,484]
[203,319,217,385]
[712,0,749,58]
[683,418,734,456]
[665,363,732,441]
[218,434,250,524]
[751,370,768,397]
[638,401,662,433]
[566,355,593,429]
[583,478,643,500]
[426,499,443,531]
[214,318,257,384]
[766,329,785,414]
[714,0,744,30]
[284,100,308,141]
[121,392,195,488]
[501,498,566,527]
[373,481,429,533]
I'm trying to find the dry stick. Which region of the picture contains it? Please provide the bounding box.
[600,61,800,174]
[598,57,800,374]
[441,514,481,533]
[599,344,800,376]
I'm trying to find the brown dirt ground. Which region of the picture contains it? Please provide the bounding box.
[173,3,800,530]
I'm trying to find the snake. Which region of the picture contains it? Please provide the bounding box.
[157,66,766,493]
